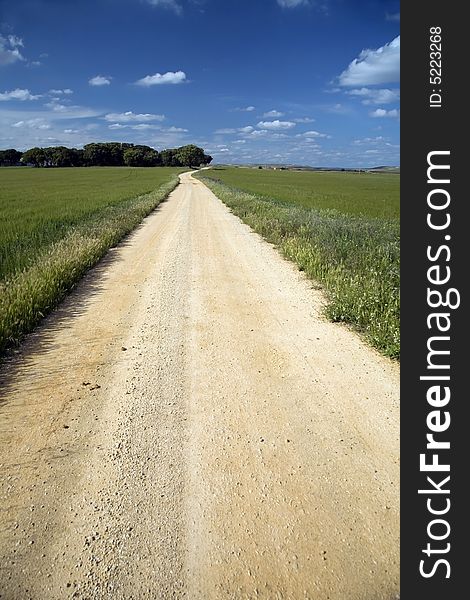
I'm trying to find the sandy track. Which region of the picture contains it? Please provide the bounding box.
[0,172,399,599]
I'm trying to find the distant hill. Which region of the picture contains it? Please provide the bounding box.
[368,166,400,173]
[213,163,400,173]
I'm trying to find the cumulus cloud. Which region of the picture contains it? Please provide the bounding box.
[263,109,284,117]
[104,111,165,122]
[165,126,188,133]
[89,75,112,86]
[257,120,295,130]
[293,117,315,123]
[0,34,25,66]
[338,36,400,86]
[370,108,400,118]
[232,106,255,112]
[347,87,400,105]
[0,88,41,101]
[135,70,186,86]
[49,88,73,95]
[296,130,330,139]
[146,0,183,15]
[250,129,269,137]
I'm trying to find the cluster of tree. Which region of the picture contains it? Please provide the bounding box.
[0,149,23,166]
[0,143,212,168]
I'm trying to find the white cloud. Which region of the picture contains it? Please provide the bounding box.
[0,88,41,101]
[293,117,315,123]
[131,123,163,131]
[108,123,127,130]
[352,136,386,145]
[263,109,284,117]
[104,111,165,123]
[338,36,400,86]
[135,70,186,86]
[89,75,112,86]
[347,87,399,105]
[165,126,188,133]
[34,101,103,119]
[7,35,23,48]
[49,88,73,95]
[233,106,255,112]
[1,106,110,150]
[0,34,25,66]
[257,120,296,130]
[296,130,330,139]
[215,125,254,134]
[146,0,183,15]
[12,118,50,130]
[250,129,269,137]
[370,108,400,118]
[44,101,70,112]
[277,0,309,7]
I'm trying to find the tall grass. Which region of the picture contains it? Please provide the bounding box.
[196,174,400,359]
[0,169,182,352]
[201,167,399,219]
[0,167,184,280]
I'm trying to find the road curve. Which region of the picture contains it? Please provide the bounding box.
[0,172,399,599]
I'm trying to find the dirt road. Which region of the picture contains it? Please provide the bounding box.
[0,172,399,599]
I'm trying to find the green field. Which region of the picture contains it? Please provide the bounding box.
[196,167,400,359]
[0,166,184,352]
[201,168,399,219]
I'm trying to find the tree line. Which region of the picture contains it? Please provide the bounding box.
[0,143,212,168]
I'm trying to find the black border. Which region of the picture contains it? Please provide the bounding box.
[401,3,466,597]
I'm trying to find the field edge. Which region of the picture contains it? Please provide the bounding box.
[195,172,400,360]
[0,173,183,355]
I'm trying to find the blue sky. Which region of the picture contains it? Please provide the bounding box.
[0,0,400,167]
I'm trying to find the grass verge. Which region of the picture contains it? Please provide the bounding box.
[195,174,400,359]
[0,175,180,353]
